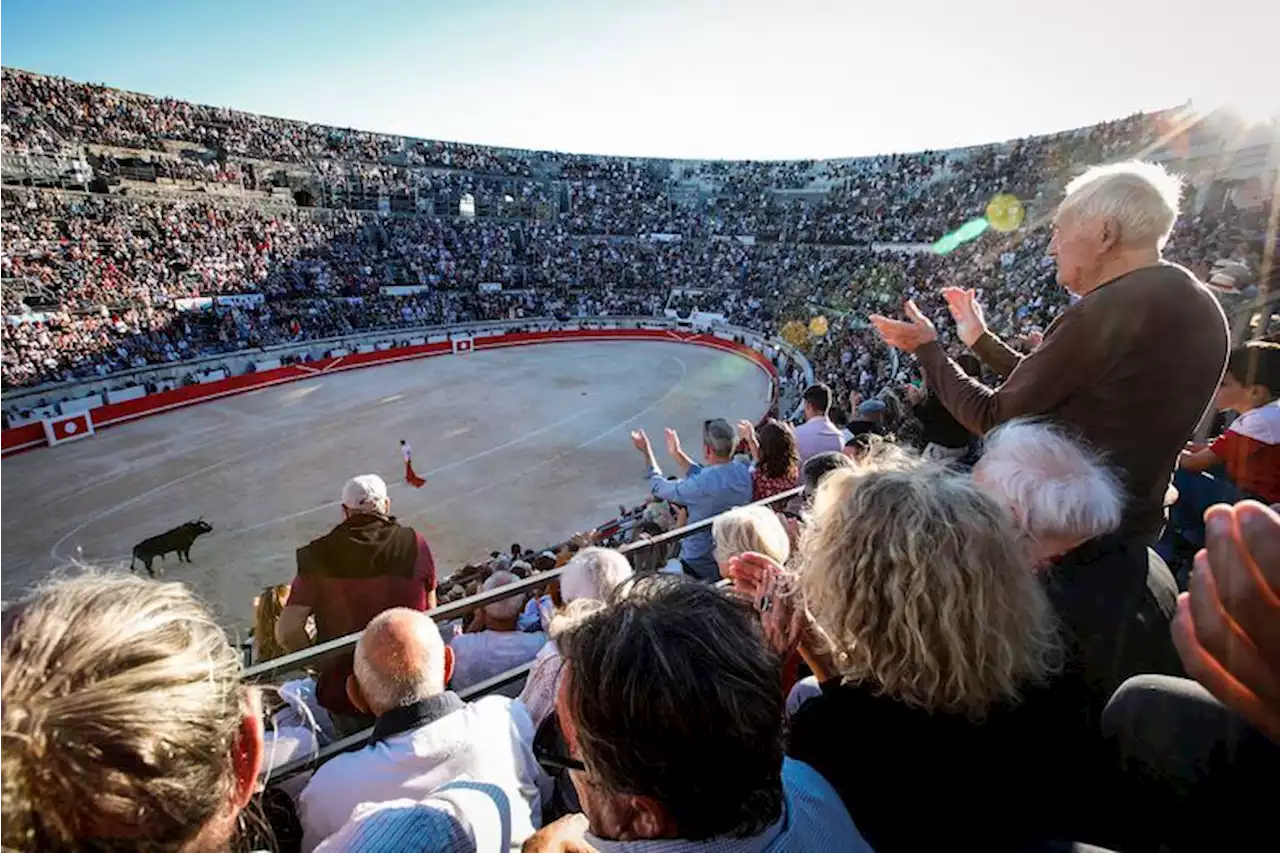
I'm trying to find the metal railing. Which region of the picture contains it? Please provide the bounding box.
[254,484,804,782]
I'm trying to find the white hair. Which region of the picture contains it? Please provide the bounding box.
[712,504,791,565]
[481,570,526,621]
[559,547,633,604]
[973,419,1124,543]
[1056,161,1182,250]
[353,608,446,714]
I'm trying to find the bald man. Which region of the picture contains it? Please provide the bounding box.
[297,608,549,851]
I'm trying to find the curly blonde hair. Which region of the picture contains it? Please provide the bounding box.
[2,572,260,852]
[797,448,1061,718]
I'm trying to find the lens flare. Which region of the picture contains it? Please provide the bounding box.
[931,218,989,255]
[985,193,1025,233]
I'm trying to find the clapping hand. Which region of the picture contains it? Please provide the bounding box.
[870,300,938,354]
[1173,501,1280,743]
[940,287,988,347]
[664,427,682,459]
[727,552,807,657]
[737,419,756,441]
[630,429,651,454]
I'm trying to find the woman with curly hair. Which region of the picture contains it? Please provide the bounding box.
[732,449,1091,851]
[738,417,800,501]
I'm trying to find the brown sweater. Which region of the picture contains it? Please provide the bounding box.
[916,262,1229,540]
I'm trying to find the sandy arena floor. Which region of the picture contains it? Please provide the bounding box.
[1,341,771,635]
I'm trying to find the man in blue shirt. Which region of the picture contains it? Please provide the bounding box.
[630,418,752,581]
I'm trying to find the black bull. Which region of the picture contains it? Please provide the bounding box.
[131,519,213,577]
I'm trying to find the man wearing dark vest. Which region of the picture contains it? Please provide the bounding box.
[277,473,437,732]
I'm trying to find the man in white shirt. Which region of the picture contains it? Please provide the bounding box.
[449,571,547,691]
[792,384,844,462]
[297,607,547,851]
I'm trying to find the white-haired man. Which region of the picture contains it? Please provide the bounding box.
[873,161,1229,542]
[297,608,546,851]
[973,419,1181,722]
[448,570,547,691]
[278,474,437,731]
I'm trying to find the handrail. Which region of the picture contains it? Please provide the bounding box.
[263,661,535,782]
[241,485,803,684]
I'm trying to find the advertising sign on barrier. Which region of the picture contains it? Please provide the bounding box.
[43,411,94,446]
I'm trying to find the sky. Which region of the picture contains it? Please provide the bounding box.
[1,0,1276,161]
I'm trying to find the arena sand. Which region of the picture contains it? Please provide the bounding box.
[0,341,772,638]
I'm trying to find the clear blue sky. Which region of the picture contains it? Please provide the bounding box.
[2,0,1275,160]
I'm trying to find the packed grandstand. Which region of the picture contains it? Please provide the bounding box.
[2,64,1279,853]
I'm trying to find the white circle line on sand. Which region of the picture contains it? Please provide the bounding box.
[42,350,703,569]
[208,354,688,546]
[47,430,308,562]
[215,405,602,540]
[37,368,490,554]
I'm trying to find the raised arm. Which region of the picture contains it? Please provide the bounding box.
[942,286,1022,378]
[873,299,1098,437]
[665,428,696,476]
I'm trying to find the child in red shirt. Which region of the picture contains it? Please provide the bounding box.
[1161,342,1280,563]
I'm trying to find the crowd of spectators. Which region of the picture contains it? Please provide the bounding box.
[4,68,1274,404]
[4,142,1280,853]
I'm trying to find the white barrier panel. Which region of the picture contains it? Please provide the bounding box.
[197,369,229,384]
[6,411,43,427]
[427,334,448,344]
[254,359,283,372]
[472,329,499,339]
[60,394,104,414]
[330,348,350,357]
[43,411,94,446]
[155,379,178,392]
[105,386,147,404]
[408,337,426,346]
[356,344,375,354]
[714,331,735,341]
[375,342,392,351]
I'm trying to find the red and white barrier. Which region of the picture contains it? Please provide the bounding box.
[3,329,776,457]
[42,411,95,446]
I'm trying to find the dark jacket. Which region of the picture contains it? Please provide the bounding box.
[913,390,974,450]
[1042,535,1182,726]
[788,673,1093,852]
[288,513,436,715]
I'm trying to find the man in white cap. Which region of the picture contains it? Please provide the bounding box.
[277,473,438,732]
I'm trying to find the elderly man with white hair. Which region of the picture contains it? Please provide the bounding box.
[296,608,547,851]
[974,419,1182,722]
[448,570,547,691]
[873,161,1229,543]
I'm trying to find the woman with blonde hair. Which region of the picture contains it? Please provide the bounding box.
[2,572,267,852]
[732,449,1090,851]
[713,504,791,576]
